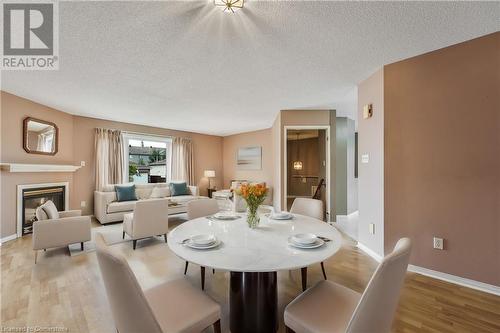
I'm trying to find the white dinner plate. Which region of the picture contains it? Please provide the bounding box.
[288,237,325,249]
[269,212,294,220]
[292,233,318,245]
[185,239,222,250]
[190,234,217,246]
[212,212,240,220]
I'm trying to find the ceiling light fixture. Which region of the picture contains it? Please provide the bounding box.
[293,133,303,171]
[214,0,244,13]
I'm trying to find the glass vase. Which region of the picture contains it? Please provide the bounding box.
[247,206,260,229]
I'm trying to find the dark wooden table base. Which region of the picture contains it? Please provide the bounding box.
[230,271,278,333]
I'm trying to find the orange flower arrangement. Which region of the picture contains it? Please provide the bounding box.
[236,183,268,228]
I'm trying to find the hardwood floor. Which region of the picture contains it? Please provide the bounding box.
[1,218,499,333]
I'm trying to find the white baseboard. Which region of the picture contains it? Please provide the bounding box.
[357,242,383,262]
[336,211,359,241]
[356,243,500,296]
[0,234,18,246]
[408,265,500,296]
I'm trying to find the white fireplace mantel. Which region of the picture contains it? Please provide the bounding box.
[0,163,82,173]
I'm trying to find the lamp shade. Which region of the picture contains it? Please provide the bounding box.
[204,170,216,178]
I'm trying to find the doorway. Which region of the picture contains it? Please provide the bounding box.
[284,127,330,220]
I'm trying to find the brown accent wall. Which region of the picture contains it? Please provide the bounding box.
[0,92,223,237]
[287,137,320,197]
[222,128,273,188]
[384,32,500,285]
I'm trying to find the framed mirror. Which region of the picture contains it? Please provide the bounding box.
[23,117,58,155]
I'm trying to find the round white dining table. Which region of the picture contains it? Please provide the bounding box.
[167,213,342,333]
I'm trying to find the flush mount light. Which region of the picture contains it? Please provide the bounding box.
[214,0,244,13]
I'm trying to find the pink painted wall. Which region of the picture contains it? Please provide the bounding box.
[222,128,273,188]
[384,32,500,285]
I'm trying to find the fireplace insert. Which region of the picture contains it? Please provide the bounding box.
[22,186,65,235]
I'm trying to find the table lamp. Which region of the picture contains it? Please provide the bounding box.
[204,170,216,189]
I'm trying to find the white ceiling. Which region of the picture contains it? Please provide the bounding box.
[2,1,498,136]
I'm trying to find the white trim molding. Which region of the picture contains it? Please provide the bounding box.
[0,234,17,246]
[17,182,70,237]
[408,265,500,296]
[357,241,383,262]
[0,163,82,173]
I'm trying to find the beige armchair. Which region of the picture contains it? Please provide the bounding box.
[284,238,412,333]
[95,233,221,333]
[123,198,169,250]
[33,201,91,264]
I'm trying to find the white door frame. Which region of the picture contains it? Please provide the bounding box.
[283,125,331,221]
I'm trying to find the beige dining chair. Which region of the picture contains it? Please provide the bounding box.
[185,198,220,290]
[284,238,412,333]
[122,198,169,250]
[290,198,327,290]
[95,232,221,333]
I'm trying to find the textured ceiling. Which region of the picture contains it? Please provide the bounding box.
[1,1,499,136]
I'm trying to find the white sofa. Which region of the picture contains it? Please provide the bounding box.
[94,183,200,224]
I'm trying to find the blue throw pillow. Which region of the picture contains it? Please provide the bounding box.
[115,185,137,202]
[170,182,190,196]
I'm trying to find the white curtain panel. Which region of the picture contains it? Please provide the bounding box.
[171,137,194,185]
[95,128,124,190]
[36,128,55,152]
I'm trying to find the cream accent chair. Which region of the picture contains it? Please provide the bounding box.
[290,198,327,290]
[123,198,169,250]
[284,238,412,333]
[185,198,220,290]
[95,233,221,333]
[33,202,91,264]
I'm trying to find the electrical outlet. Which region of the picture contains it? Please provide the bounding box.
[81,201,86,208]
[433,237,444,250]
[369,223,375,235]
[80,161,86,167]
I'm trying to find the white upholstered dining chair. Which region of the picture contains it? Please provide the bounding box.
[95,233,221,333]
[185,198,220,290]
[290,198,327,290]
[284,238,412,333]
[122,198,169,250]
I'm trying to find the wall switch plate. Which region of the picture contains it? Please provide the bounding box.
[80,161,86,167]
[81,201,86,208]
[433,237,444,250]
[369,223,375,234]
[361,154,369,164]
